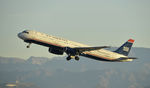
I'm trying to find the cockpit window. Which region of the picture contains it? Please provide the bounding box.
[22,31,29,34]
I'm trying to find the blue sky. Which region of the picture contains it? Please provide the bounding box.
[0,0,149,59]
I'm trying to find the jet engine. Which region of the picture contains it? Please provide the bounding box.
[48,46,64,55]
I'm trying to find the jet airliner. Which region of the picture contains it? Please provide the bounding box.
[18,30,136,62]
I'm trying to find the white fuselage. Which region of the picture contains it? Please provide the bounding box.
[18,30,129,61]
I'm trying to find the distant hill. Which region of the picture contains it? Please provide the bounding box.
[27,56,50,65]
[0,47,150,88]
[0,56,25,64]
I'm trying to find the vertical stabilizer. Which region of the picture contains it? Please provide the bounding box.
[114,39,135,56]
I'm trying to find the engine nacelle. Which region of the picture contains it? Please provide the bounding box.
[48,46,64,55]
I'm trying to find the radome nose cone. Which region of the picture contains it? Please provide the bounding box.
[18,33,24,40]
[18,33,21,38]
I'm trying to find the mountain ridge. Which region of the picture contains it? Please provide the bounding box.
[0,47,150,88]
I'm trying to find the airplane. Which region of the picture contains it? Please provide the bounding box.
[18,30,137,62]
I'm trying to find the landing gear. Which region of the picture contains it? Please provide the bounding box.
[26,43,31,48]
[66,56,71,61]
[66,55,80,61]
[75,56,80,61]
[65,47,80,61]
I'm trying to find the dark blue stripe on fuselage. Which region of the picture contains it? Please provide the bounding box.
[24,39,63,48]
[80,54,113,62]
[25,39,115,62]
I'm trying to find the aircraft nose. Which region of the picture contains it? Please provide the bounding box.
[18,33,21,38]
[18,33,23,39]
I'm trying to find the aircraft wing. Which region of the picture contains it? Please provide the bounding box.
[73,46,110,53]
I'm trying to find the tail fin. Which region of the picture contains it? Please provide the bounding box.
[114,39,135,56]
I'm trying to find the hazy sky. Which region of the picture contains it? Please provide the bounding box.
[0,0,149,59]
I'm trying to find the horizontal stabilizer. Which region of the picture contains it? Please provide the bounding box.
[116,57,137,62]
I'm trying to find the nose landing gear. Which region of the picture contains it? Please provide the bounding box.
[26,43,31,48]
